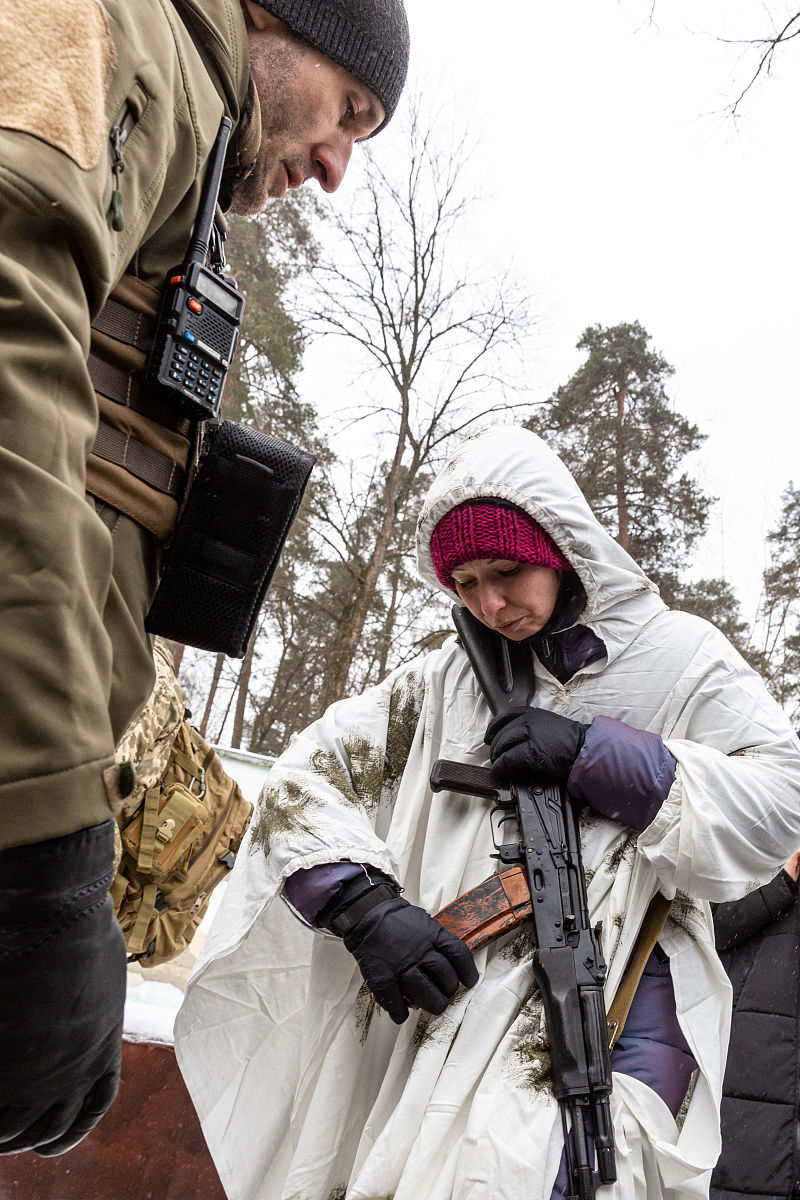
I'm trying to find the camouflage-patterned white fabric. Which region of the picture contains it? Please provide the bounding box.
[176,427,800,1200]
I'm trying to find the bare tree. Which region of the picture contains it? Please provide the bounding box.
[713,9,800,116]
[639,3,800,116]
[300,98,533,713]
[245,101,535,755]
[753,483,800,720]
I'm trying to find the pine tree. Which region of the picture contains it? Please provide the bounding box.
[222,198,321,439]
[754,484,800,719]
[527,321,755,656]
[528,322,711,580]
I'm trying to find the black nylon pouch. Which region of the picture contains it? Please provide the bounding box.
[145,420,315,657]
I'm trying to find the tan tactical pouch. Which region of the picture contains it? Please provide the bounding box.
[86,274,196,544]
[112,643,253,966]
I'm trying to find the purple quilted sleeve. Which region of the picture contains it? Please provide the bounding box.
[282,861,365,924]
[567,715,676,831]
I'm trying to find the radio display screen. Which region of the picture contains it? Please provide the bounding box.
[197,270,240,318]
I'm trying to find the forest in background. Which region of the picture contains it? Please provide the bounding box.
[172,79,800,750]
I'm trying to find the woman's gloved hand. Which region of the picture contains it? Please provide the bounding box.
[337,889,479,1024]
[485,706,589,783]
[0,821,126,1157]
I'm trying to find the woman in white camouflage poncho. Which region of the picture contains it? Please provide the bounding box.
[176,426,800,1200]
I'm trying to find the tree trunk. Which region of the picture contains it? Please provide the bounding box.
[199,653,225,737]
[316,430,409,712]
[163,640,185,674]
[231,633,256,748]
[375,560,402,681]
[614,380,630,551]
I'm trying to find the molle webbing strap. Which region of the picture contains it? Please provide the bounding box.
[92,420,184,498]
[127,882,160,955]
[168,744,205,791]
[137,786,164,873]
[86,274,194,544]
[88,353,192,437]
[110,869,128,913]
[92,293,155,352]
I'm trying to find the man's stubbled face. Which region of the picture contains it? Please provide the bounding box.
[232,17,385,214]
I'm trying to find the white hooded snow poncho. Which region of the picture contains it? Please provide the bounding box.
[175,427,800,1200]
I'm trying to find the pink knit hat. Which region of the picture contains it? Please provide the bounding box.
[430,501,572,590]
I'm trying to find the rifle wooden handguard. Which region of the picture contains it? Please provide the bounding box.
[434,866,532,952]
[435,870,672,1050]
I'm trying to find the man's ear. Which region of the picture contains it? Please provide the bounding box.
[241,0,280,32]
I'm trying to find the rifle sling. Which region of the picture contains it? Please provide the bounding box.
[435,872,671,1050]
[605,891,672,1050]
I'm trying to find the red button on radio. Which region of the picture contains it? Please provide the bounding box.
[188,299,203,313]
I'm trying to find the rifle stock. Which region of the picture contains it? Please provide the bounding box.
[452,605,534,714]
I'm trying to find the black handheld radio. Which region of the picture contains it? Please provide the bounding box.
[147,115,245,420]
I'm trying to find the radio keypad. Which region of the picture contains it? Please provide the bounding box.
[160,345,226,400]
[148,260,242,419]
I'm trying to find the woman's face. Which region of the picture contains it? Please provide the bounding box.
[451,559,561,640]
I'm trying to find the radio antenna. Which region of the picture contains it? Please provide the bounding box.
[186,115,232,265]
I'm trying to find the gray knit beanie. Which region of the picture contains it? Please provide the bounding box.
[252,0,410,130]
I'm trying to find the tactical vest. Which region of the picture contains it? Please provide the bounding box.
[84,49,261,544]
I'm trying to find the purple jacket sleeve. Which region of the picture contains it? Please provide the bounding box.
[282,861,365,924]
[566,715,677,832]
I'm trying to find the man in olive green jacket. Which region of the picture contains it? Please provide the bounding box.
[0,0,408,1157]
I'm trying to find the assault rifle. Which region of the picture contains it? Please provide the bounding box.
[430,605,615,1200]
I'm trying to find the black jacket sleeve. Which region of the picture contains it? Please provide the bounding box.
[711,870,798,953]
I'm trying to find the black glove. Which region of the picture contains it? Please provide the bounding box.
[485,706,589,784]
[336,888,479,1024]
[0,820,127,1157]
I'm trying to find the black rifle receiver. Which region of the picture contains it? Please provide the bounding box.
[147,115,245,420]
[431,604,616,1200]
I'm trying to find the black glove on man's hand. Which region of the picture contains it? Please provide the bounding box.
[485,706,589,784]
[0,820,127,1157]
[341,893,479,1025]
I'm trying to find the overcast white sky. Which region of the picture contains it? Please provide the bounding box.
[311,0,800,628]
